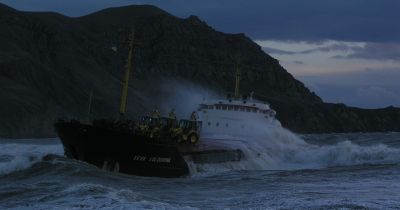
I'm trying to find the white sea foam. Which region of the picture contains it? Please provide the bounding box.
[190,124,400,173]
[16,183,198,210]
[0,142,63,175]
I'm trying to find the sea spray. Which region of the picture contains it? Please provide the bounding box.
[150,80,400,173]
[0,143,63,175]
[190,124,400,173]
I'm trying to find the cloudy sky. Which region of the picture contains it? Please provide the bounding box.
[1,0,399,108]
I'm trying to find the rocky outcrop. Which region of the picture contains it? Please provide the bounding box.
[0,3,399,137]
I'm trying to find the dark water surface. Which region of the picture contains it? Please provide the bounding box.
[1,132,400,209]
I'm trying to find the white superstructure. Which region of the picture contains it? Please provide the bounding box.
[197,97,281,138]
[195,62,280,140]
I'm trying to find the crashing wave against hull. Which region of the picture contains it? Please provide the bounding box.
[54,31,280,177]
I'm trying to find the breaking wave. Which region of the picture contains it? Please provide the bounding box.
[23,183,196,210]
[1,129,400,177]
[190,126,400,173]
[0,142,63,175]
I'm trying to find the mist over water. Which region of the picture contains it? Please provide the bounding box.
[189,125,400,174]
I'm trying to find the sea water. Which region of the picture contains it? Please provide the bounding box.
[1,130,400,209]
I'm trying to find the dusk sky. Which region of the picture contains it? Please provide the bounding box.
[1,0,399,108]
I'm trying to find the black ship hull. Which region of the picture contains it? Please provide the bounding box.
[55,121,189,178]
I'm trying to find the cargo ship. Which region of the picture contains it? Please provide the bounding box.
[55,31,279,177]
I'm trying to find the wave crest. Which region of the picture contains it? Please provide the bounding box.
[190,127,400,173]
[0,143,63,175]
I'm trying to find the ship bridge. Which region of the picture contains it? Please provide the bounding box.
[198,99,276,117]
[197,98,280,138]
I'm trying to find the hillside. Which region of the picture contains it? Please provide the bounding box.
[0,4,399,137]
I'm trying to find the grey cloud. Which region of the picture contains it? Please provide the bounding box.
[264,43,361,56]
[337,43,400,61]
[262,47,297,55]
[1,0,400,43]
[300,44,361,54]
[298,69,400,108]
[264,41,400,62]
[293,61,304,65]
[265,41,400,61]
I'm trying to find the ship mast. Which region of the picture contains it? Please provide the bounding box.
[234,62,241,99]
[119,31,136,116]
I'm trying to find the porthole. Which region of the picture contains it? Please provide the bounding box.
[216,122,219,127]
[226,123,229,127]
[208,122,211,126]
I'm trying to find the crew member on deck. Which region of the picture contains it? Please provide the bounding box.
[168,109,177,119]
[151,107,160,118]
[190,111,198,121]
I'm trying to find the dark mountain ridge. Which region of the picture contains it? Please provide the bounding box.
[0,3,399,138]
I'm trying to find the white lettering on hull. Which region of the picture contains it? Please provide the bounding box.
[132,155,171,163]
